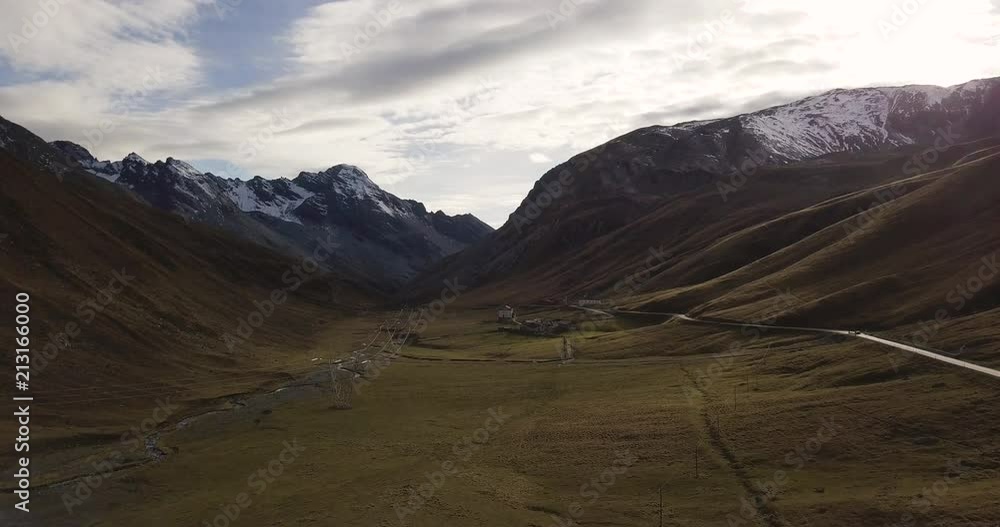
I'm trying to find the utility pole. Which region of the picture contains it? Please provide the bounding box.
[658,484,664,527]
[694,446,699,478]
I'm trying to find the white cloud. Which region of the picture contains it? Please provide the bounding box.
[1,0,999,228]
[529,152,553,164]
[0,0,205,157]
[0,0,203,92]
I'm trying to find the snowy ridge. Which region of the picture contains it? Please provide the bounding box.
[49,143,418,225]
[223,178,315,224]
[164,158,202,179]
[295,165,406,218]
[637,78,999,168]
[512,76,1000,225]
[0,117,493,288]
[739,80,998,162]
[740,88,900,160]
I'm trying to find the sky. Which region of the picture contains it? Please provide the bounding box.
[1,0,999,227]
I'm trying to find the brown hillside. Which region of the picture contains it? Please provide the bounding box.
[0,146,379,437]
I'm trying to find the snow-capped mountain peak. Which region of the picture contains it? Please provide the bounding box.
[737,79,999,162]
[163,157,200,178]
[297,164,374,191]
[738,87,901,160]
[632,77,1000,177]
[222,176,314,225]
[294,164,405,217]
[511,76,1000,221]
[124,152,149,165]
[2,117,493,288]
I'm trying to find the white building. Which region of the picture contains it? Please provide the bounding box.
[497,305,515,322]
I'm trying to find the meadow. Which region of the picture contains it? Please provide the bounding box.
[6,308,1000,527]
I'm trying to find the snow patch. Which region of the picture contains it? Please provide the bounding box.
[225,180,315,224]
[124,153,149,165]
[299,165,404,218]
[741,88,900,160]
[165,158,201,179]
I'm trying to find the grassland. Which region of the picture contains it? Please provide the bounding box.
[6,307,1000,527]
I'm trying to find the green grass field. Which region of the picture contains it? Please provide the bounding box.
[6,308,1000,527]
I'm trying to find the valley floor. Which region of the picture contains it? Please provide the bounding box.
[4,308,1000,526]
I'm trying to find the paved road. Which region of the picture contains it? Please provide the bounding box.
[566,149,1000,378]
[602,308,1000,380]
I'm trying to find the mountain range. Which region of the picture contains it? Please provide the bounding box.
[0,115,381,403]
[2,75,999,366]
[45,139,493,290]
[411,77,1000,309]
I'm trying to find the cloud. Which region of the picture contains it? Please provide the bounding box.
[733,90,820,114]
[529,152,553,164]
[276,116,380,136]
[0,0,203,93]
[200,0,740,114]
[733,59,839,79]
[2,0,1000,227]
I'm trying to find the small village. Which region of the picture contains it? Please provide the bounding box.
[494,300,607,337]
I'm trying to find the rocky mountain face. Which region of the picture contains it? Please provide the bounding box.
[0,115,381,408]
[410,76,1000,301]
[45,139,493,288]
[510,77,1000,213]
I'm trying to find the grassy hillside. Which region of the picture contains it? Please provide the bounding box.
[10,309,1000,527]
[0,146,380,441]
[412,137,1000,362]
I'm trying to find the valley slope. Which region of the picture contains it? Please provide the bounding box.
[0,116,379,436]
[412,77,1000,359]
